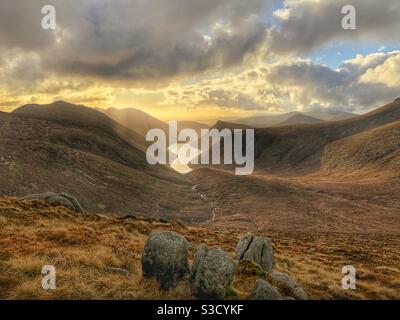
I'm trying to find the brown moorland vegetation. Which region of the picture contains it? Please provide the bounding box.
[1,197,399,300]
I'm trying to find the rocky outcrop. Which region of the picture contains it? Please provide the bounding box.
[191,244,237,299]
[17,192,84,213]
[249,279,282,300]
[235,235,274,272]
[270,272,308,300]
[142,231,190,290]
[139,230,309,300]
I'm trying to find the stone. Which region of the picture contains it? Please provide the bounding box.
[142,231,190,290]
[270,272,308,300]
[292,286,308,300]
[17,192,84,213]
[249,279,282,300]
[235,235,274,272]
[191,244,237,299]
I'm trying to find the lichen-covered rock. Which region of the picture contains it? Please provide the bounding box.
[17,192,84,213]
[191,244,237,299]
[142,231,190,290]
[270,272,308,300]
[235,235,274,272]
[292,286,308,300]
[249,279,282,300]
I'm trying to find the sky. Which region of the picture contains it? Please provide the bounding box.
[0,0,400,122]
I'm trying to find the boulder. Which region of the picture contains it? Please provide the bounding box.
[191,244,237,299]
[395,97,400,102]
[292,286,308,300]
[142,231,190,290]
[249,279,282,300]
[235,235,274,273]
[270,272,308,300]
[17,192,84,213]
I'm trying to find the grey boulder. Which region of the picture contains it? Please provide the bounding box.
[191,244,237,299]
[142,231,190,290]
[270,272,308,300]
[17,192,84,213]
[235,235,274,273]
[249,279,282,300]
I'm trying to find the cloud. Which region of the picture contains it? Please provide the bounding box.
[159,51,400,113]
[359,51,400,87]
[269,0,400,54]
[262,54,400,111]
[0,0,399,116]
[0,0,269,85]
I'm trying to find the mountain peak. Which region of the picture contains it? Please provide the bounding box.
[275,113,324,127]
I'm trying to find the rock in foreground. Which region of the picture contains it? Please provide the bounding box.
[142,231,190,290]
[17,192,84,213]
[249,279,282,300]
[191,244,237,299]
[235,235,274,272]
[270,272,308,300]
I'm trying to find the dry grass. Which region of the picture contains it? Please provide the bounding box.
[1,197,399,300]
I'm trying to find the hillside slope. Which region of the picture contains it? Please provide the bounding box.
[1,102,209,221]
[254,101,400,174]
[320,120,400,178]
[102,107,210,140]
[186,100,400,234]
[14,101,147,151]
[101,107,168,143]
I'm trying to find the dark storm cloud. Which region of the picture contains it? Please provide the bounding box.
[0,0,269,84]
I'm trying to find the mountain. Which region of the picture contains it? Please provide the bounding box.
[177,121,209,135]
[305,110,356,121]
[233,110,357,128]
[102,107,209,139]
[212,120,252,131]
[15,101,148,150]
[253,100,400,174]
[232,113,296,128]
[101,107,168,142]
[1,101,209,221]
[274,113,324,127]
[187,100,400,233]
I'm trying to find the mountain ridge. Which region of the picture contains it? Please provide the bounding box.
[2,101,210,221]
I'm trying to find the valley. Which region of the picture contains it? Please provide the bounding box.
[1,99,400,300]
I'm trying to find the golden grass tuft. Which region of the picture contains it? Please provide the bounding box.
[0,215,7,226]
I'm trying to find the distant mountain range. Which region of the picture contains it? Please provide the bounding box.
[274,113,324,126]
[232,110,357,128]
